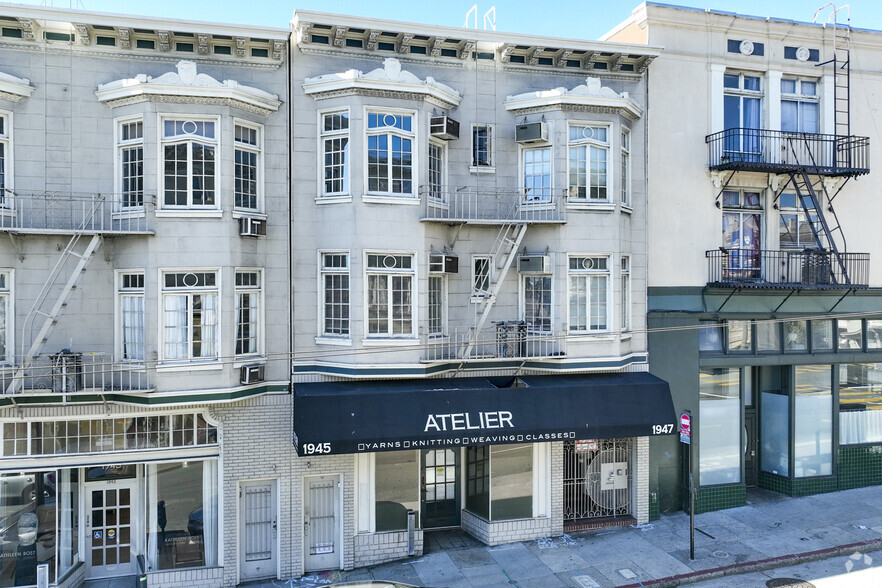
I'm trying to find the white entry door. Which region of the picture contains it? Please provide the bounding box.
[303,475,341,571]
[239,480,278,581]
[86,479,139,578]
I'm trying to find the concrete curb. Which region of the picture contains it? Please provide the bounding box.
[619,538,882,587]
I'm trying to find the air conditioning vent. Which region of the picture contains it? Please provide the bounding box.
[429,253,459,274]
[238,216,266,238]
[430,116,460,140]
[515,121,548,144]
[240,364,265,385]
[517,255,552,274]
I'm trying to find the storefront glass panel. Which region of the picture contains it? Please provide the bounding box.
[375,451,419,531]
[812,320,834,351]
[490,444,532,520]
[699,369,741,485]
[727,320,752,352]
[794,366,833,477]
[761,391,790,476]
[839,363,882,444]
[58,469,79,580]
[465,446,489,519]
[839,320,863,350]
[784,321,808,352]
[756,321,780,352]
[0,471,55,587]
[146,460,217,571]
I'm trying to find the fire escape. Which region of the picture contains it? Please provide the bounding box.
[704,6,870,305]
[1,191,154,399]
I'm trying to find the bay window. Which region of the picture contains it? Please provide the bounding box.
[161,118,218,209]
[366,111,414,196]
[568,256,609,332]
[321,110,349,196]
[568,124,608,202]
[366,253,415,338]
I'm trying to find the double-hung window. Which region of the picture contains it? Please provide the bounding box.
[621,256,630,332]
[723,72,762,158]
[321,110,349,196]
[234,122,261,211]
[523,147,552,201]
[235,270,261,356]
[781,78,819,133]
[722,190,763,278]
[427,141,445,200]
[523,275,552,333]
[778,192,817,249]
[0,271,10,363]
[427,273,446,338]
[366,111,414,196]
[568,255,609,332]
[161,271,218,361]
[621,129,630,207]
[568,124,608,202]
[473,256,491,298]
[320,252,349,338]
[471,124,493,169]
[118,118,144,209]
[161,118,218,209]
[366,253,415,338]
[118,272,145,361]
[0,113,10,206]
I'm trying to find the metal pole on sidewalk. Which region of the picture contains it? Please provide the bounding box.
[689,472,695,560]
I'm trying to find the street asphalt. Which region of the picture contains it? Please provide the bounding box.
[248,486,882,588]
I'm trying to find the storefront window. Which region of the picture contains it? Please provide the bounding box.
[490,444,532,520]
[783,321,808,352]
[756,321,780,352]
[727,320,752,352]
[375,451,419,531]
[699,369,741,485]
[0,471,55,587]
[698,321,723,352]
[794,366,832,477]
[838,319,863,350]
[465,446,489,519]
[58,469,79,580]
[761,391,789,476]
[812,320,834,351]
[840,363,882,445]
[867,320,882,349]
[146,460,217,571]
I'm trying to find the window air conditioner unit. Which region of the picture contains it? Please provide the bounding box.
[430,116,460,140]
[429,253,459,274]
[517,255,552,274]
[240,364,265,385]
[515,121,547,144]
[238,216,266,238]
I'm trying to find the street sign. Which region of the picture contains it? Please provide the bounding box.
[680,412,691,444]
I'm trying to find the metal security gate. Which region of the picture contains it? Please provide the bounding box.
[240,480,277,581]
[304,475,341,571]
[563,439,633,522]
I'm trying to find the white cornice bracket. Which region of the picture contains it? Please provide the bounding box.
[0,71,35,101]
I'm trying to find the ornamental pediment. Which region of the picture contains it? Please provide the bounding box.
[0,70,35,102]
[95,60,281,115]
[504,76,642,118]
[303,58,461,109]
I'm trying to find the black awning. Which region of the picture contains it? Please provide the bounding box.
[293,372,675,456]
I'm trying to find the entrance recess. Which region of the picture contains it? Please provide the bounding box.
[421,448,461,528]
[87,479,139,578]
[744,409,758,487]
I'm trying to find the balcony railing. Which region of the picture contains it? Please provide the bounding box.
[0,190,155,234]
[421,187,566,224]
[706,129,870,176]
[706,249,870,289]
[2,352,153,396]
[422,323,566,362]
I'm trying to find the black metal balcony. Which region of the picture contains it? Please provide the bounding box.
[706,249,869,289]
[706,129,870,177]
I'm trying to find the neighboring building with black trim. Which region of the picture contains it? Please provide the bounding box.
[288,10,675,573]
[608,3,882,516]
[0,4,291,587]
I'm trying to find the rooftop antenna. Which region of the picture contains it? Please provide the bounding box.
[464,5,477,29]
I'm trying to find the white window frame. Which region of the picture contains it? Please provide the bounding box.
[318,251,351,341]
[780,77,819,134]
[427,272,447,338]
[522,145,553,202]
[0,110,13,207]
[0,270,13,365]
[318,108,350,198]
[427,139,446,200]
[364,252,417,340]
[234,268,263,358]
[621,256,631,332]
[233,119,264,212]
[521,274,553,334]
[568,255,611,333]
[159,269,220,364]
[621,128,631,208]
[114,115,144,211]
[567,123,610,203]
[470,123,495,173]
[364,108,417,199]
[158,114,221,212]
[472,255,492,299]
[116,270,145,363]
[777,192,816,250]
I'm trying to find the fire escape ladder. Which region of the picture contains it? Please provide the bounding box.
[789,170,849,284]
[6,231,103,395]
[460,223,527,360]
[833,23,851,155]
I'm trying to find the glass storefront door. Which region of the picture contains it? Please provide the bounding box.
[86,478,139,578]
[421,449,460,528]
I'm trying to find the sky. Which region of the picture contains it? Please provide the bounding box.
[19,0,882,40]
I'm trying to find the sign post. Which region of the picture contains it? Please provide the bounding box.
[680,411,695,560]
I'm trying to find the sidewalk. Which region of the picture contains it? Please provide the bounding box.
[259,486,882,588]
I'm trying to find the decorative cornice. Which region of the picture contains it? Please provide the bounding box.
[504,76,643,118]
[74,24,90,45]
[303,57,461,109]
[95,60,281,114]
[0,71,35,101]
